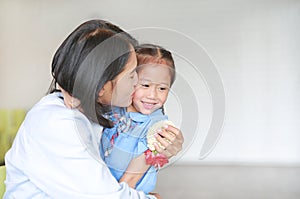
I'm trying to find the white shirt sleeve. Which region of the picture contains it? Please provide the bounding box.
[4,94,152,199]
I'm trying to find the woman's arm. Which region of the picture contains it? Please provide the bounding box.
[119,153,150,188]
[120,125,184,188]
[4,100,149,199]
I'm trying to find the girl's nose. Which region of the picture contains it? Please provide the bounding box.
[147,86,157,99]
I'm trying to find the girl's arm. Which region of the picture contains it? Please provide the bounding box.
[120,125,184,188]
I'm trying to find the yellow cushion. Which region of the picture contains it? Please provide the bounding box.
[0,165,6,198]
[0,109,26,164]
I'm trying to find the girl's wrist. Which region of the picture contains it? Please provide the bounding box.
[144,149,169,169]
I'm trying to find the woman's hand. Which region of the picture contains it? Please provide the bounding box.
[154,125,184,159]
[149,192,161,199]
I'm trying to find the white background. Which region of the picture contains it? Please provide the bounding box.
[1,0,299,165]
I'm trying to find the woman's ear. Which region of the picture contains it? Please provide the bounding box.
[98,87,106,98]
[60,87,81,109]
[97,80,113,104]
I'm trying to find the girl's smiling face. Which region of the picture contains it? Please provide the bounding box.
[131,64,172,115]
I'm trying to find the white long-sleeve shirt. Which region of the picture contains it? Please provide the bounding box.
[4,92,154,199]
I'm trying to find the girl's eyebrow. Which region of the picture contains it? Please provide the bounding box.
[138,78,170,86]
[138,78,151,82]
[158,82,170,86]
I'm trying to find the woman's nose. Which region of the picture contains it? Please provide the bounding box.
[133,72,138,86]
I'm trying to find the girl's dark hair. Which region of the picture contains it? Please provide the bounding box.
[135,43,176,86]
[48,20,138,127]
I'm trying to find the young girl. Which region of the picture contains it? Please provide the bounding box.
[100,44,176,194]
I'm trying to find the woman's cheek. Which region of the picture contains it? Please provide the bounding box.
[111,79,134,107]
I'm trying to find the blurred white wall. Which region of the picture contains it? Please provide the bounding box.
[1,0,299,165]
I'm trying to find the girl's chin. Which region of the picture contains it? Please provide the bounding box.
[139,108,153,115]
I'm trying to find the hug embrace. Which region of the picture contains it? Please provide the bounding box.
[4,19,184,199]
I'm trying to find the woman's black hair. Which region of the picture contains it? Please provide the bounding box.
[48,20,138,127]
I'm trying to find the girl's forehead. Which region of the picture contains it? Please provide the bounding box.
[138,64,170,73]
[137,64,172,84]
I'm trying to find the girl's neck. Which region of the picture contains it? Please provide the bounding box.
[126,104,138,113]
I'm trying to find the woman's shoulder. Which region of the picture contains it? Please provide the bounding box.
[24,93,90,132]
[20,93,103,149]
[29,92,76,117]
[33,92,66,111]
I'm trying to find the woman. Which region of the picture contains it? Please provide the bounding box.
[4,20,183,199]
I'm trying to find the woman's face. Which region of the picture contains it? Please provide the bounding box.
[98,51,138,107]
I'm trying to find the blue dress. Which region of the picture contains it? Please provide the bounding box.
[100,107,167,194]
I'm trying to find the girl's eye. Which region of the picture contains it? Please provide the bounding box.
[159,87,168,91]
[141,84,150,88]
